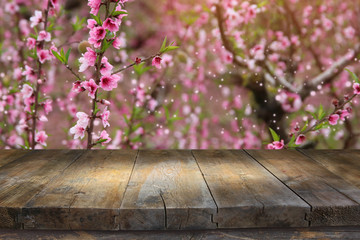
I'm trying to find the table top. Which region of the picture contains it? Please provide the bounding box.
[0,149,359,231]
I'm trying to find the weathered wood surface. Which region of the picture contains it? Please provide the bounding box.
[22,150,137,230]
[0,150,30,168]
[119,150,217,230]
[0,150,359,231]
[299,149,360,188]
[192,150,310,228]
[1,227,360,240]
[0,150,83,229]
[246,150,360,227]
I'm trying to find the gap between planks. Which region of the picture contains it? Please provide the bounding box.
[243,149,313,226]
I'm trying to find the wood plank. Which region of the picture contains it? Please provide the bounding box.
[299,149,360,188]
[192,150,310,228]
[0,150,30,168]
[0,150,83,229]
[119,150,217,230]
[0,227,360,240]
[22,150,137,230]
[246,150,360,227]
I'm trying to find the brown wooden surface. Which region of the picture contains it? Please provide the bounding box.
[299,149,360,188]
[0,150,30,168]
[246,150,360,227]
[193,150,310,228]
[22,150,137,230]
[0,150,83,229]
[0,227,359,240]
[119,150,217,230]
[0,150,359,231]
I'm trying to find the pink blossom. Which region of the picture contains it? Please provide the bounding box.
[103,18,119,32]
[70,124,86,139]
[353,83,360,94]
[79,47,97,72]
[295,134,306,145]
[22,65,37,82]
[344,26,356,39]
[328,114,340,125]
[72,81,85,93]
[88,0,101,15]
[100,74,120,91]
[24,96,35,112]
[99,130,111,145]
[148,99,158,111]
[37,31,51,42]
[276,91,302,112]
[112,37,125,49]
[37,49,51,63]
[89,26,106,41]
[21,84,33,99]
[87,19,97,29]
[5,3,19,14]
[30,10,42,28]
[26,38,36,49]
[100,57,113,76]
[88,36,102,48]
[43,99,53,115]
[76,112,89,127]
[273,140,284,149]
[339,110,350,121]
[35,131,48,147]
[101,107,110,128]
[81,79,98,99]
[152,56,162,69]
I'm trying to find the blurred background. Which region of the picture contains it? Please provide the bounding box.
[1,0,360,149]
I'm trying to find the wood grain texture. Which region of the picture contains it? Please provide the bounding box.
[192,150,310,228]
[0,150,83,229]
[0,227,359,240]
[0,150,30,168]
[246,150,360,227]
[22,150,137,230]
[119,150,217,230]
[299,149,360,188]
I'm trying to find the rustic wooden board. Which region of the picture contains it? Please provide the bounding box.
[246,150,360,227]
[0,227,360,240]
[119,150,217,230]
[0,150,83,229]
[192,150,310,228]
[0,150,30,168]
[299,149,360,188]
[22,150,137,230]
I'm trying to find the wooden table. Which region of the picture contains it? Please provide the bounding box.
[0,149,359,232]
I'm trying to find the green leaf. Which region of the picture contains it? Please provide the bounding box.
[164,105,170,121]
[72,17,86,32]
[287,134,296,147]
[162,46,179,53]
[91,14,102,25]
[269,127,280,142]
[112,11,128,17]
[301,120,308,132]
[123,114,130,126]
[131,135,142,143]
[95,139,107,144]
[160,36,167,53]
[65,48,71,65]
[318,104,324,120]
[51,50,64,64]
[94,108,101,115]
[345,69,360,84]
[133,62,151,76]
[306,111,318,120]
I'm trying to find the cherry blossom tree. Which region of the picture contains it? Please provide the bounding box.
[0,0,359,149]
